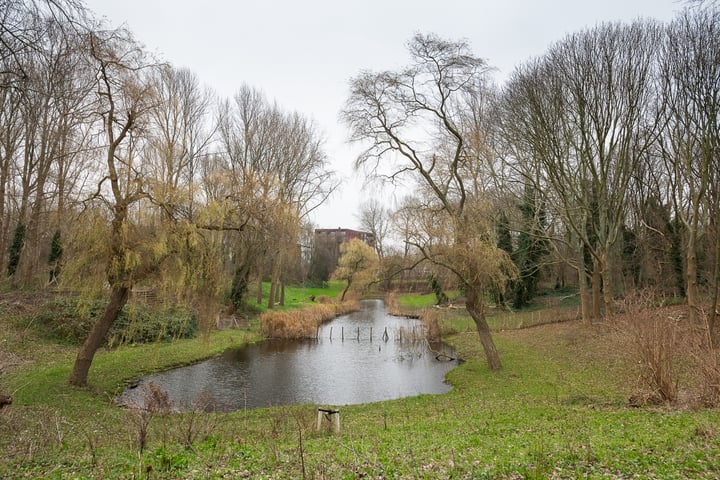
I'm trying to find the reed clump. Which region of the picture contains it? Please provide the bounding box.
[384,292,402,316]
[261,301,359,339]
[419,308,442,341]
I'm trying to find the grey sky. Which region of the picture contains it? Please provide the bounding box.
[83,0,682,229]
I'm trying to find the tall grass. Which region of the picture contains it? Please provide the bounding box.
[260,300,359,339]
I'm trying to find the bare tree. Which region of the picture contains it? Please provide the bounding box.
[0,0,94,282]
[659,6,720,327]
[14,16,96,284]
[217,85,336,308]
[356,198,389,258]
[502,20,662,320]
[344,33,515,371]
[146,65,214,221]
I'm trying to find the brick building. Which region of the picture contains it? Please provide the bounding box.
[310,228,376,281]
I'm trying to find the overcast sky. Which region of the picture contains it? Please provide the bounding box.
[83,0,683,230]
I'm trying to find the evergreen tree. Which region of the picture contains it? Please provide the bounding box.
[6,223,25,277]
[229,266,250,312]
[48,229,63,283]
[496,213,514,255]
[512,186,549,309]
[495,213,514,307]
[430,274,449,305]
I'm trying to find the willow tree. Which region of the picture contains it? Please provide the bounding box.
[217,86,336,309]
[68,29,162,387]
[343,33,515,371]
[332,238,378,301]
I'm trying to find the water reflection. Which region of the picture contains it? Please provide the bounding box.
[120,299,458,412]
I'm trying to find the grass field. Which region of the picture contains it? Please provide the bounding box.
[1,287,719,479]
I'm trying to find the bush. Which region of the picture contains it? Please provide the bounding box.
[109,304,198,346]
[618,290,681,404]
[33,298,198,346]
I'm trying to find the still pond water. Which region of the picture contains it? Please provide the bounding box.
[120,299,459,412]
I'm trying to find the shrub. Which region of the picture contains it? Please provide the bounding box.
[618,290,681,404]
[109,304,198,346]
[32,298,198,346]
[687,306,720,406]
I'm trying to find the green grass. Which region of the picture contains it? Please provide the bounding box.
[247,280,345,311]
[2,288,720,478]
[397,290,462,309]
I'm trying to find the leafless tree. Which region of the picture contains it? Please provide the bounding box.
[502,20,662,320]
[215,85,337,308]
[659,6,720,328]
[356,198,390,258]
[145,65,214,221]
[344,33,515,371]
[12,17,96,284]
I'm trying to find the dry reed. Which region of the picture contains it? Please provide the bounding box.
[261,301,359,339]
[419,308,442,341]
[384,292,402,317]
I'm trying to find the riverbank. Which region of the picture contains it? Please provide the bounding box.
[1,291,720,478]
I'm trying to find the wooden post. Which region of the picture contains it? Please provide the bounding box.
[341,326,344,342]
[333,410,340,433]
[329,327,333,340]
[356,327,360,341]
[370,327,373,342]
[316,408,340,434]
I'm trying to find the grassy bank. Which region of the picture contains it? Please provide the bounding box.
[1,289,720,478]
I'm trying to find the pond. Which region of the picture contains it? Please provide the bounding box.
[119,299,459,412]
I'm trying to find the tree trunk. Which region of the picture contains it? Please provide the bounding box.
[267,279,276,309]
[577,242,591,323]
[465,285,502,371]
[579,274,591,323]
[591,260,602,320]
[687,227,699,324]
[340,279,351,302]
[600,251,614,317]
[0,154,10,275]
[709,224,720,348]
[69,286,130,387]
[256,272,263,305]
